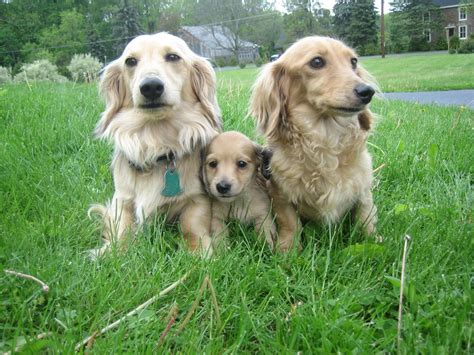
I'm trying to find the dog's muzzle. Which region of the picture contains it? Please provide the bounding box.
[139,78,166,109]
[354,84,375,104]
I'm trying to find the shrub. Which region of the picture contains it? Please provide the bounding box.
[255,57,263,67]
[449,36,460,54]
[0,66,12,85]
[13,60,68,83]
[458,37,474,54]
[239,63,246,69]
[434,37,448,50]
[67,53,102,82]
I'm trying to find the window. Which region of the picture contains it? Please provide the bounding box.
[459,25,467,39]
[424,29,432,43]
[423,12,430,22]
[459,7,466,21]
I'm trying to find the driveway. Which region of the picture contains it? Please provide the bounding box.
[383,90,474,109]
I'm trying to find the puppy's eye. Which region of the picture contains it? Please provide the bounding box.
[208,161,218,168]
[125,57,137,67]
[237,160,247,169]
[309,56,325,69]
[351,58,358,69]
[165,53,181,62]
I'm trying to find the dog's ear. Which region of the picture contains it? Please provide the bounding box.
[255,144,273,180]
[358,109,374,131]
[191,57,222,131]
[94,60,127,138]
[250,63,290,139]
[199,147,211,194]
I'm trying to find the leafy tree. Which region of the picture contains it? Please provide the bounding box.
[111,0,143,55]
[333,0,377,54]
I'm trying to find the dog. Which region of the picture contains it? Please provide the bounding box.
[202,131,275,249]
[250,36,378,251]
[89,32,221,257]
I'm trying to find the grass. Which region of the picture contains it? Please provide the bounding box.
[0,65,472,353]
[217,52,474,92]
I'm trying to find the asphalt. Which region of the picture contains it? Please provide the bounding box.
[383,90,474,109]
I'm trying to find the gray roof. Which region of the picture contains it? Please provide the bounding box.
[432,0,460,7]
[181,25,257,50]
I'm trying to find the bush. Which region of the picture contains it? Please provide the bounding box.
[239,63,246,69]
[67,53,102,82]
[458,37,474,54]
[0,66,12,85]
[13,60,68,83]
[449,36,461,54]
[255,57,263,67]
[434,37,448,50]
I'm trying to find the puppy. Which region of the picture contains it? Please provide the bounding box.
[250,36,378,251]
[202,131,275,249]
[89,33,221,257]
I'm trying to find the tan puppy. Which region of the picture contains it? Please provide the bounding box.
[202,131,275,249]
[89,33,221,257]
[250,36,378,251]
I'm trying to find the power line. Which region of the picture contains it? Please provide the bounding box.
[0,12,278,55]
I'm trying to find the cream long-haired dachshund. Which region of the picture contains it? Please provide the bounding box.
[202,131,275,249]
[250,36,378,251]
[89,33,221,257]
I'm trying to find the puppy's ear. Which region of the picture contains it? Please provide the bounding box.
[191,57,222,131]
[255,144,273,180]
[358,109,374,131]
[199,147,210,194]
[250,63,290,139]
[94,60,127,138]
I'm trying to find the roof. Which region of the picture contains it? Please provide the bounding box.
[181,25,257,50]
[432,0,460,7]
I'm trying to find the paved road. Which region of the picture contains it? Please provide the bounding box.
[384,90,474,109]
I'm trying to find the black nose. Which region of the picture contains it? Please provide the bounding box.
[354,84,375,104]
[216,182,231,194]
[140,78,165,100]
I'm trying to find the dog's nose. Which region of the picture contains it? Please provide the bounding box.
[354,84,375,104]
[216,182,232,194]
[140,78,165,100]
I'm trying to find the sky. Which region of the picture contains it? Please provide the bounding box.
[275,0,392,14]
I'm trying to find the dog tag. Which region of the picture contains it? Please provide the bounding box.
[161,159,182,197]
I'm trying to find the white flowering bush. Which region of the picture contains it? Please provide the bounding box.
[67,54,102,83]
[13,60,68,83]
[0,66,12,85]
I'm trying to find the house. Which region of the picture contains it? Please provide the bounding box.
[179,26,259,64]
[426,0,473,45]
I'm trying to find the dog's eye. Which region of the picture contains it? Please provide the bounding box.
[309,56,325,69]
[125,57,138,67]
[237,160,248,168]
[165,53,181,62]
[351,58,358,69]
[208,161,218,168]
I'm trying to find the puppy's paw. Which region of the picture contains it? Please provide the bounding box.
[86,242,111,261]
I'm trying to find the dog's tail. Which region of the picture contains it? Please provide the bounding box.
[87,203,108,220]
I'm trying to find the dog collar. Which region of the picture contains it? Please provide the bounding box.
[128,152,175,173]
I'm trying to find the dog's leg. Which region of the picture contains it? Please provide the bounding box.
[270,185,301,252]
[356,190,378,237]
[179,195,213,257]
[210,201,229,251]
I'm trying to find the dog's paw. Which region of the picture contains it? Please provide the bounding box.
[86,243,110,261]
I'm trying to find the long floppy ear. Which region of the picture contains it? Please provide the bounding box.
[191,57,222,131]
[358,109,374,131]
[94,60,127,138]
[199,147,211,194]
[250,63,290,139]
[255,144,273,180]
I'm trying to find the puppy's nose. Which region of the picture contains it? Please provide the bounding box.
[216,182,232,194]
[140,78,165,100]
[354,84,375,104]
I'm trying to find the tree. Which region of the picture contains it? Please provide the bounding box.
[333,0,378,54]
[111,0,143,55]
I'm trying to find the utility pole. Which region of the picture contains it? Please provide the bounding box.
[381,0,385,58]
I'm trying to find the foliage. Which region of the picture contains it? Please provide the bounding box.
[255,57,264,67]
[67,54,103,83]
[334,0,377,52]
[449,36,461,54]
[0,66,12,85]
[111,0,143,56]
[434,37,448,51]
[239,63,247,69]
[13,60,68,84]
[458,36,474,53]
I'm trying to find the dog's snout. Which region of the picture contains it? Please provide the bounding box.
[216,181,232,194]
[354,84,375,104]
[140,78,165,100]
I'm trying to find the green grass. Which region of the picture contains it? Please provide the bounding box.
[217,52,474,92]
[0,73,472,353]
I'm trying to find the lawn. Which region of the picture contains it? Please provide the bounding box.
[0,64,472,352]
[218,52,474,93]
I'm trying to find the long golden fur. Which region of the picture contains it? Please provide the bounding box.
[89,33,221,257]
[202,131,275,249]
[250,36,378,251]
